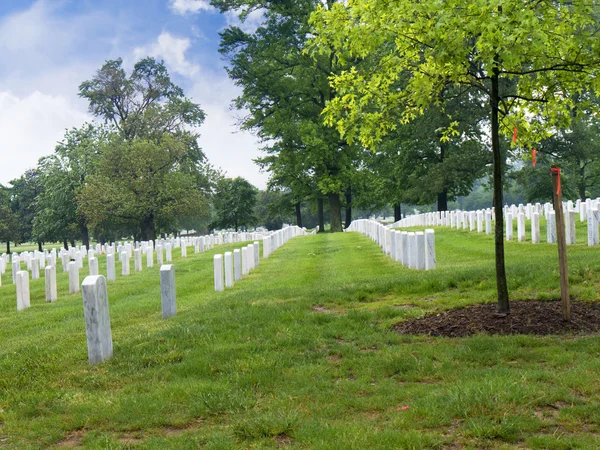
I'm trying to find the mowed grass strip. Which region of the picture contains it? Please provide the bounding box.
[0,227,599,449]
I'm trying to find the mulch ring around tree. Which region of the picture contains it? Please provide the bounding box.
[393,300,600,337]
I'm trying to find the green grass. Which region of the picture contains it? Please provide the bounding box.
[1,223,600,449]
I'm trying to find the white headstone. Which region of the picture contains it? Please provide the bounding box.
[106,254,116,281]
[69,261,79,294]
[160,265,176,319]
[45,265,57,302]
[146,247,154,268]
[242,247,248,276]
[31,258,39,280]
[214,254,224,292]
[121,252,130,276]
[134,249,142,272]
[517,212,526,242]
[415,232,425,270]
[234,249,242,281]
[224,252,234,288]
[425,229,436,270]
[16,270,30,311]
[89,257,99,276]
[253,242,260,266]
[82,275,113,365]
[506,212,513,241]
[531,212,540,244]
[547,211,557,244]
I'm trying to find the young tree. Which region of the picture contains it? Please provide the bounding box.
[312,0,600,313]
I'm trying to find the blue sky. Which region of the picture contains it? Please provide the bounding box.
[0,0,268,188]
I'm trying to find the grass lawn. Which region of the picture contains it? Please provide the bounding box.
[1,222,600,449]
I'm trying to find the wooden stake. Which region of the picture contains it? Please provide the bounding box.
[551,166,571,321]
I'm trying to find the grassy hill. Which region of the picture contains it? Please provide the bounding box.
[1,226,599,449]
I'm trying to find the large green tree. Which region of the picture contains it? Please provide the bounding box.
[212,177,258,232]
[76,57,212,239]
[79,58,205,140]
[215,0,358,232]
[0,184,18,253]
[312,0,600,313]
[79,133,211,241]
[34,124,107,248]
[9,169,43,250]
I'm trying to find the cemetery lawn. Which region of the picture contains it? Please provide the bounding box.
[1,225,600,449]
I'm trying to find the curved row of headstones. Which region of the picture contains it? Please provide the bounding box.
[213,226,309,292]
[346,219,436,270]
[391,199,600,246]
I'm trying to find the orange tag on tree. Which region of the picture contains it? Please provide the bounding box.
[551,167,561,195]
[532,148,537,167]
[512,127,518,143]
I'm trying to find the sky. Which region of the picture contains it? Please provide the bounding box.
[0,0,269,188]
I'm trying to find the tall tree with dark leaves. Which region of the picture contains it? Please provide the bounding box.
[312,0,600,313]
[212,177,258,232]
[0,184,18,253]
[34,124,107,249]
[214,0,358,232]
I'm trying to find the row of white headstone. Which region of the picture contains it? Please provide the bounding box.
[392,198,600,246]
[213,226,308,292]
[347,220,436,270]
[82,263,179,365]
[6,231,271,311]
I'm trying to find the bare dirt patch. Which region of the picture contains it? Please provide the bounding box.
[393,300,600,337]
[312,305,335,314]
[55,430,85,448]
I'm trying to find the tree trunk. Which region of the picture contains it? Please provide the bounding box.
[394,204,402,222]
[328,193,343,233]
[70,240,75,248]
[63,240,69,250]
[437,190,449,212]
[6,241,10,254]
[318,198,325,232]
[579,164,586,200]
[491,59,510,314]
[295,202,302,228]
[345,187,352,229]
[80,225,90,249]
[141,216,156,242]
[38,241,43,252]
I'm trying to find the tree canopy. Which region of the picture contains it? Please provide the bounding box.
[311,0,600,312]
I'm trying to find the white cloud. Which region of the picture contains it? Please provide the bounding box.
[0,91,89,185]
[224,8,266,33]
[169,0,214,15]
[134,32,200,78]
[189,74,269,189]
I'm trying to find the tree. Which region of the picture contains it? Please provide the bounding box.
[9,169,43,250]
[254,189,294,230]
[78,133,211,241]
[215,0,359,233]
[0,185,18,253]
[77,57,212,239]
[34,124,107,249]
[212,177,258,231]
[311,0,600,313]
[79,58,205,140]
